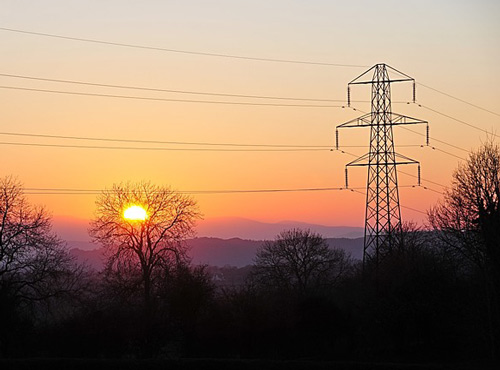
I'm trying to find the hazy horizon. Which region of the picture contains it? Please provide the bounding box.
[53,215,364,249]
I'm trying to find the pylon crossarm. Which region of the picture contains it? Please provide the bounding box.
[348,64,414,85]
[348,65,377,85]
[391,113,428,126]
[394,152,419,165]
[384,64,414,82]
[348,161,418,167]
[345,153,370,167]
[336,112,426,130]
[336,113,372,129]
[350,78,413,85]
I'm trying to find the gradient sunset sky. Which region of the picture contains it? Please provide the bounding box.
[1,1,499,235]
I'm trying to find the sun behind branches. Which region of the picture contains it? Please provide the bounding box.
[123,205,148,221]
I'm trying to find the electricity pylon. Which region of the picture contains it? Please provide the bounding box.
[336,63,428,268]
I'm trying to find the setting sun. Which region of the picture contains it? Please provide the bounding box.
[123,205,148,221]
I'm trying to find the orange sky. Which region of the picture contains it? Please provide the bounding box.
[1,1,499,235]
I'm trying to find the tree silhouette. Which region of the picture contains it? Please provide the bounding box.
[428,139,500,359]
[89,181,201,310]
[0,176,84,356]
[0,176,80,304]
[252,228,351,295]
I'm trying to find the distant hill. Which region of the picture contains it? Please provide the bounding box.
[326,237,364,260]
[55,216,363,250]
[188,237,261,267]
[189,237,364,267]
[70,236,364,270]
[70,247,106,270]
[195,217,364,240]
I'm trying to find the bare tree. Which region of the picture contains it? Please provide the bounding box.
[428,139,500,359]
[89,181,201,309]
[0,176,82,305]
[428,139,500,273]
[252,228,351,295]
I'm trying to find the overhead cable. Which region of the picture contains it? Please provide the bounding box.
[0,85,343,107]
[418,82,500,118]
[0,72,358,103]
[350,189,428,215]
[24,186,368,195]
[415,103,500,139]
[0,27,368,68]
[0,131,422,149]
[24,184,421,196]
[0,141,329,152]
[335,148,448,190]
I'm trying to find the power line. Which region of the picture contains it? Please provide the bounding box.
[335,148,448,190]
[418,82,500,118]
[398,169,447,189]
[24,186,368,195]
[432,147,466,161]
[24,184,422,196]
[0,131,423,150]
[23,184,433,218]
[2,28,495,122]
[394,126,467,160]
[345,106,468,160]
[0,85,343,108]
[0,141,330,152]
[397,125,470,153]
[350,188,428,215]
[400,204,428,215]
[0,72,358,103]
[0,139,422,152]
[0,132,333,149]
[353,104,477,159]
[336,109,461,187]
[419,186,444,195]
[0,27,368,68]
[416,103,500,139]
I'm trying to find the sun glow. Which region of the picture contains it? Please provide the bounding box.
[123,205,148,221]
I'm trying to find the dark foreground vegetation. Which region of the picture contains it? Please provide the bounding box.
[1,142,499,368]
[0,357,496,370]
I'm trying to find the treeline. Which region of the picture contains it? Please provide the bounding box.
[0,226,496,362]
[1,227,497,362]
[0,141,499,364]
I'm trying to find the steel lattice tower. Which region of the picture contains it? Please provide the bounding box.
[336,64,428,268]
